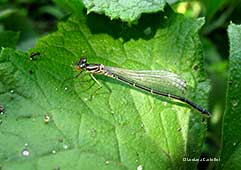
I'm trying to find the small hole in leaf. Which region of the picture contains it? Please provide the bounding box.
[193,65,199,71]
[0,105,4,114]
[29,70,33,74]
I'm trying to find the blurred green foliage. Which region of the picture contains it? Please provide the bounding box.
[173,1,241,169]
[0,0,66,50]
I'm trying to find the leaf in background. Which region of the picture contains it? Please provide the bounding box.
[82,0,166,22]
[202,0,229,20]
[0,7,209,170]
[219,23,241,169]
[0,31,19,49]
[53,0,84,14]
[0,9,38,51]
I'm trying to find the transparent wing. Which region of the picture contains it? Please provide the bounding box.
[104,66,186,95]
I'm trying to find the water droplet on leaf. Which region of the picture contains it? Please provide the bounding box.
[21,149,30,157]
[232,100,238,107]
[44,114,50,124]
[137,165,143,170]
[63,144,68,149]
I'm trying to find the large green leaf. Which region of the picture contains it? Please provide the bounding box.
[0,7,209,170]
[82,0,166,22]
[219,23,241,169]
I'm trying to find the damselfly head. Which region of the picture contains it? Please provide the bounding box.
[76,57,87,70]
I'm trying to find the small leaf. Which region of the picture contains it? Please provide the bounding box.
[82,0,166,22]
[220,23,241,169]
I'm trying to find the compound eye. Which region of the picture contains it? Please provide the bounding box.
[75,65,81,70]
[80,58,87,64]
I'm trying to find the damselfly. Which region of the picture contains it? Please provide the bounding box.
[75,58,211,117]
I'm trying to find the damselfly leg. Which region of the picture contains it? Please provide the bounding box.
[88,74,112,100]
